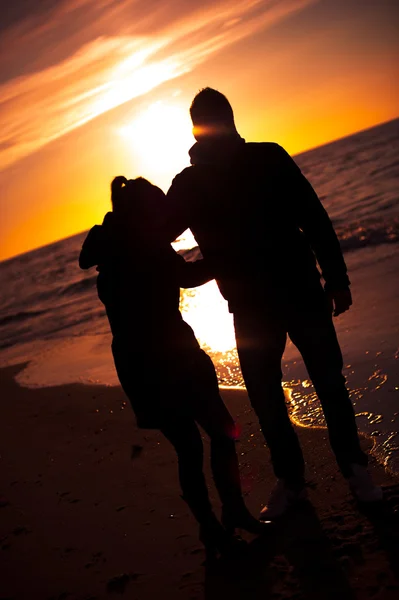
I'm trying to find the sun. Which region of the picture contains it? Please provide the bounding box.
[118,100,194,190]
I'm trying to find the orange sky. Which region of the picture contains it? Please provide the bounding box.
[0,0,398,261]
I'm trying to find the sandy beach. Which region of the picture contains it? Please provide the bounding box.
[1,363,398,600]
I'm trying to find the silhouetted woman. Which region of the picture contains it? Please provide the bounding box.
[79,176,264,559]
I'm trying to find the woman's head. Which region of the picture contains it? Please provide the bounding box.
[111,176,166,225]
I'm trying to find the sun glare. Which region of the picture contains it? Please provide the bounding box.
[118,100,194,189]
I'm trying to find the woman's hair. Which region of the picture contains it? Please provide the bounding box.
[111,176,127,213]
[110,176,165,214]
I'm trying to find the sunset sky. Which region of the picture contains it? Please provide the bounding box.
[0,0,398,261]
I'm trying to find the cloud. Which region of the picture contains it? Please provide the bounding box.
[0,0,315,170]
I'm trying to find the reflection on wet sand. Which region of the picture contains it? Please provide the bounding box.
[179,283,399,475]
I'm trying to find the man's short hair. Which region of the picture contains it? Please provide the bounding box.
[190,87,234,126]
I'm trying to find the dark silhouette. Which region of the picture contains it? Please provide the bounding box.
[79,176,264,558]
[204,502,357,600]
[359,483,399,580]
[160,87,382,518]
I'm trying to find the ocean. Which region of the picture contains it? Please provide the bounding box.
[1,118,398,472]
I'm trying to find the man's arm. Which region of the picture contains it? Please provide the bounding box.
[173,252,214,288]
[276,145,351,315]
[161,170,192,243]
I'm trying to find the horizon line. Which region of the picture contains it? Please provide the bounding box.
[1,114,398,264]
[293,115,399,158]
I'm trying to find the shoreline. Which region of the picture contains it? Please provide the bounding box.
[1,363,399,599]
[6,357,398,480]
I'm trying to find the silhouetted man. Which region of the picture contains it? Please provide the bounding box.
[161,88,382,518]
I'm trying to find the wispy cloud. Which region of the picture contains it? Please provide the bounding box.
[0,0,315,170]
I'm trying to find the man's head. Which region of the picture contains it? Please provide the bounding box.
[190,87,237,141]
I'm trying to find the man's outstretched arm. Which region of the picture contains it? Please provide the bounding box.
[174,252,214,288]
[276,146,352,316]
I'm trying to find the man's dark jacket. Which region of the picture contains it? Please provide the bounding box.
[164,137,349,313]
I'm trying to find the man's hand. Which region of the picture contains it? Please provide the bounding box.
[327,288,352,317]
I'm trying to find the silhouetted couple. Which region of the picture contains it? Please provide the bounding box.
[79,88,382,559]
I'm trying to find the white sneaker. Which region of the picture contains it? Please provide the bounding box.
[259,480,308,520]
[348,464,383,503]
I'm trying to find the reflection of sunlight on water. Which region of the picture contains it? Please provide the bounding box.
[179,281,244,385]
[285,367,399,476]
[179,281,236,353]
[179,281,399,475]
[172,230,197,252]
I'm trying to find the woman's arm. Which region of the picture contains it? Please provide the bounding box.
[78,226,104,269]
[78,213,121,269]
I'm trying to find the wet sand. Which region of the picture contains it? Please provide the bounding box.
[1,363,399,600]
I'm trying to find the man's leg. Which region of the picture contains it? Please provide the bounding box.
[288,305,368,477]
[234,310,305,485]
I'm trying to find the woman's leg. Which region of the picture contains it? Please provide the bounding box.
[190,352,263,533]
[189,352,243,507]
[197,398,243,509]
[160,418,214,524]
[160,417,248,557]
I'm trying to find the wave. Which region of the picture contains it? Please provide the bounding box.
[180,246,202,261]
[0,306,106,350]
[57,274,97,297]
[338,221,399,252]
[369,158,399,177]
[178,222,399,260]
